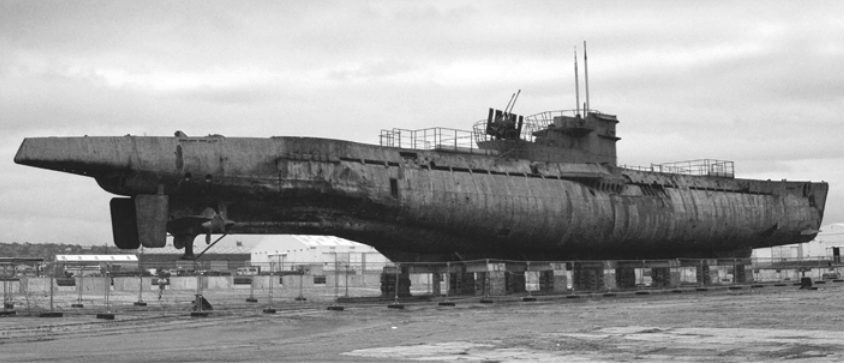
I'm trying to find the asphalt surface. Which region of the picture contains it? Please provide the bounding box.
[2,283,844,362]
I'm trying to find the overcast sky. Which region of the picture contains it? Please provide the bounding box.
[1,0,842,247]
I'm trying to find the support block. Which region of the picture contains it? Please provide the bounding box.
[616,267,636,289]
[96,313,115,320]
[380,266,411,298]
[449,272,476,296]
[572,263,605,291]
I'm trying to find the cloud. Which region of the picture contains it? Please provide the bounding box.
[1,0,843,244]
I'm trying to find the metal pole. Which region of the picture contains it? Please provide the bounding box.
[574,47,580,116]
[334,253,339,300]
[136,247,145,306]
[50,273,54,311]
[77,272,84,307]
[137,265,144,304]
[104,264,110,313]
[393,263,400,304]
[427,266,432,295]
[583,41,590,112]
[268,262,274,307]
[484,259,490,299]
[295,266,306,301]
[344,263,349,298]
[195,261,202,312]
[445,261,451,299]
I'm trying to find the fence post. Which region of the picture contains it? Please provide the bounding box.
[388,263,404,309]
[295,266,306,301]
[49,269,55,311]
[191,260,209,317]
[394,263,400,303]
[334,253,339,300]
[344,263,349,298]
[264,262,276,314]
[96,264,115,319]
[2,278,10,313]
[438,261,454,306]
[73,272,84,308]
[135,262,146,306]
[104,266,110,311]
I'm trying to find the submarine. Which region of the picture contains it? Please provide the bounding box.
[13,51,828,262]
[12,105,828,262]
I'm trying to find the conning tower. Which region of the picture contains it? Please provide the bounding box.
[474,109,620,165]
[474,41,619,165]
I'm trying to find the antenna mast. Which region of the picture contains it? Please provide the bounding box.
[584,41,590,114]
[504,92,516,113]
[574,47,580,117]
[507,89,521,113]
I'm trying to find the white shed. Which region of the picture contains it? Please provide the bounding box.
[250,235,390,273]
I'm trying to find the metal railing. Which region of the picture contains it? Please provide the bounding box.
[622,159,735,178]
[379,127,477,152]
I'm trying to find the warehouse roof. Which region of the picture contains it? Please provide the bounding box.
[56,255,138,262]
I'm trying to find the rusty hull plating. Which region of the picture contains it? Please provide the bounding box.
[14,109,828,262]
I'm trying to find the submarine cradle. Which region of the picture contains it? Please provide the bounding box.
[13,106,828,262]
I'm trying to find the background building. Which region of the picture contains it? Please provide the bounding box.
[250,235,390,273]
[753,223,844,261]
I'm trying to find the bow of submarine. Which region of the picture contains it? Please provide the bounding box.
[15,136,134,178]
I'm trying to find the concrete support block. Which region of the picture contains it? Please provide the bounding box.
[603,269,617,290]
[506,270,526,294]
[573,262,605,291]
[696,264,711,285]
[650,267,679,288]
[735,264,751,283]
[431,273,442,296]
[552,263,569,292]
[474,272,487,296]
[448,272,475,296]
[380,266,411,298]
[680,267,698,284]
[538,270,555,292]
[483,263,507,296]
[616,267,637,289]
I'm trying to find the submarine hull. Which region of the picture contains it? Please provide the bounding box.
[15,135,828,262]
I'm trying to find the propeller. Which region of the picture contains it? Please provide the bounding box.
[199,205,235,244]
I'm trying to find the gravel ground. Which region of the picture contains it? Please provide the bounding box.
[2,283,844,362]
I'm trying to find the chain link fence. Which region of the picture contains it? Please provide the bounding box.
[2,257,841,315]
